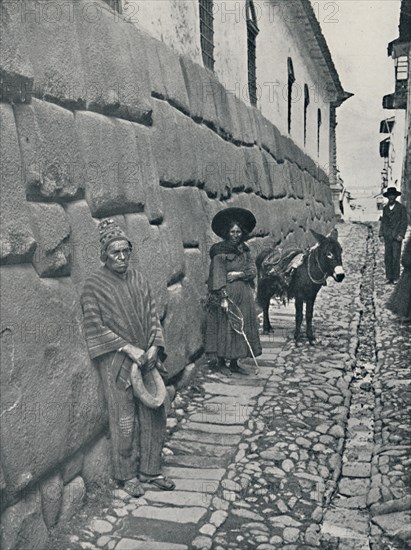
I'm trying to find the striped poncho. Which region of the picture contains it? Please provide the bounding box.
[81,266,166,389]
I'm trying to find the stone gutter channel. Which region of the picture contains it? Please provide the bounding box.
[321,224,377,549]
[321,224,410,550]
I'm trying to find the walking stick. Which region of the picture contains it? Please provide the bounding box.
[226,298,260,369]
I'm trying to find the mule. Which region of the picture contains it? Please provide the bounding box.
[256,229,345,344]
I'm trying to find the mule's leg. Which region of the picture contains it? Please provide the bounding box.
[306,299,316,344]
[263,304,272,334]
[294,299,303,341]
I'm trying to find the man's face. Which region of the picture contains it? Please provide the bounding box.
[105,239,131,274]
[388,195,397,205]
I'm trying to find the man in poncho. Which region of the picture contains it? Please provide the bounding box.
[81,219,175,497]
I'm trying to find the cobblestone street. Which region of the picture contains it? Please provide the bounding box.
[52,222,410,550]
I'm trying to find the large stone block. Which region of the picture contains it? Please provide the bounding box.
[211,79,234,140]
[75,111,146,217]
[40,471,63,529]
[123,213,168,319]
[132,122,163,223]
[64,201,100,291]
[0,488,49,550]
[254,111,284,162]
[27,202,71,278]
[75,5,152,122]
[228,95,258,146]
[317,167,330,185]
[199,128,233,199]
[243,147,272,198]
[0,266,103,495]
[262,198,294,239]
[174,107,203,185]
[180,56,217,127]
[62,450,84,485]
[288,163,305,200]
[22,0,85,109]
[159,220,186,287]
[0,1,34,103]
[82,435,111,487]
[146,37,189,114]
[58,476,86,523]
[264,156,288,199]
[151,100,184,186]
[181,251,208,361]
[302,153,319,181]
[14,99,84,201]
[282,135,305,170]
[160,187,208,248]
[0,104,37,266]
[162,283,189,378]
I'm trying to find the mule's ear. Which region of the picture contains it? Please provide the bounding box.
[310,229,326,244]
[328,228,339,240]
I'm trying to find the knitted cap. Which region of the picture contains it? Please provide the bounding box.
[98,218,132,253]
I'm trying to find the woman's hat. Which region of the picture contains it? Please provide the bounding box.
[211,207,257,238]
[383,187,401,198]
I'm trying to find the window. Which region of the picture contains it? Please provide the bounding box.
[396,56,408,81]
[304,84,310,147]
[199,0,215,71]
[287,58,295,134]
[246,0,259,106]
[317,108,322,157]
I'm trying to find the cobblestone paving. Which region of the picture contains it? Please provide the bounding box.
[56,223,410,550]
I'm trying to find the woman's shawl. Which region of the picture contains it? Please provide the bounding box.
[208,240,256,293]
[209,240,250,259]
[81,266,166,389]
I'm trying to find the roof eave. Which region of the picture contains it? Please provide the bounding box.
[299,0,352,105]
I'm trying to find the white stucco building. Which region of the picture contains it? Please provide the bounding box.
[126,0,351,183]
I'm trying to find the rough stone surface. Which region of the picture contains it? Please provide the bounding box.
[0,267,102,494]
[59,476,86,522]
[0,103,36,265]
[40,471,63,528]
[82,436,112,488]
[75,112,146,217]
[14,99,84,201]
[0,489,49,550]
[27,202,71,277]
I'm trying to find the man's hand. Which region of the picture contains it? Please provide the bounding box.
[379,236,384,243]
[221,298,229,313]
[396,235,403,242]
[227,271,243,282]
[146,346,159,369]
[121,344,146,365]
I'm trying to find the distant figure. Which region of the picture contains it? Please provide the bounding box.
[379,187,408,283]
[205,207,262,375]
[387,233,411,323]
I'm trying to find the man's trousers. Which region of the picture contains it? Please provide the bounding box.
[384,238,402,281]
[99,356,166,481]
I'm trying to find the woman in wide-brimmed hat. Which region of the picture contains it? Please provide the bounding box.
[205,208,262,374]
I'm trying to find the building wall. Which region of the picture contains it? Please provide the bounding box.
[0,0,335,546]
[128,0,332,169]
[383,112,407,188]
[401,47,411,218]
[126,0,202,63]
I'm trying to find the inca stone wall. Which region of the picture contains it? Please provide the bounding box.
[0,1,335,545]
